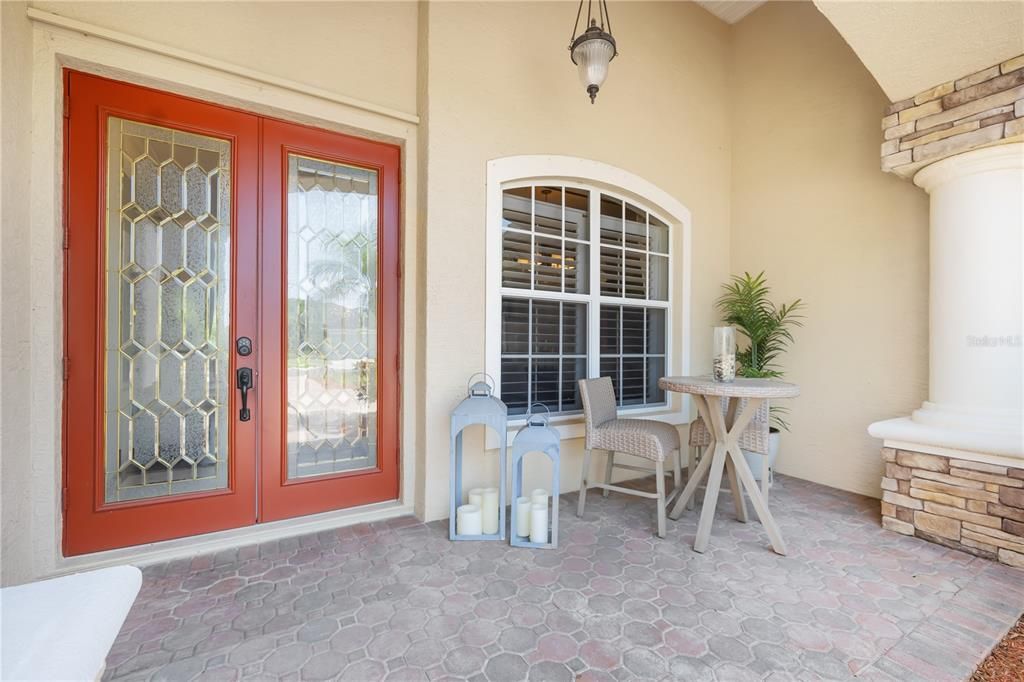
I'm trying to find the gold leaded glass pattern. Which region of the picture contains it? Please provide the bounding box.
[104,117,231,502]
[286,155,378,479]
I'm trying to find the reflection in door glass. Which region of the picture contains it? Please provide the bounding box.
[287,155,378,479]
[104,117,231,502]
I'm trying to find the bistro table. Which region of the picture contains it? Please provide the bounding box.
[658,375,800,555]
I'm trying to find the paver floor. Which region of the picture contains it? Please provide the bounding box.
[104,475,1023,681]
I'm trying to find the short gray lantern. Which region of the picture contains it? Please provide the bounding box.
[510,403,561,549]
[449,373,508,541]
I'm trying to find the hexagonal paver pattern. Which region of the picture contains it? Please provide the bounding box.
[103,476,1023,681]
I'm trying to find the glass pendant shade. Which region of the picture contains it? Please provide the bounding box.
[571,25,617,103]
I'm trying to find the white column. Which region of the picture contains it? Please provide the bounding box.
[870,143,1024,459]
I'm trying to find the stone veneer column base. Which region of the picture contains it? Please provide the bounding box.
[880,447,1024,568]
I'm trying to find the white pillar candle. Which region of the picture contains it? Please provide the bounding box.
[481,487,500,535]
[456,504,481,535]
[515,497,532,537]
[530,502,549,544]
[468,487,483,508]
[531,488,548,507]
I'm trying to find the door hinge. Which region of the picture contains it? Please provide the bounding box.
[61,486,69,512]
[62,357,70,381]
[63,93,71,119]
[62,219,69,250]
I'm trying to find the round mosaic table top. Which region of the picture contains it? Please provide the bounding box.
[658,375,800,399]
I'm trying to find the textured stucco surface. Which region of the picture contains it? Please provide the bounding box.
[30,1,420,115]
[0,1,34,586]
[815,0,1024,101]
[730,1,930,500]
[418,0,734,522]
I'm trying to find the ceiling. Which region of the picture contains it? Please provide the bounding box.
[695,1,766,24]
[814,1,1024,102]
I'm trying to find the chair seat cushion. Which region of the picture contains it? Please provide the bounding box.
[591,418,680,462]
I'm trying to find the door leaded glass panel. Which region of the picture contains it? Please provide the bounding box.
[286,155,379,479]
[104,117,231,502]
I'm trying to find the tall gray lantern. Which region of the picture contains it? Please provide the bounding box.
[510,404,561,549]
[449,373,508,541]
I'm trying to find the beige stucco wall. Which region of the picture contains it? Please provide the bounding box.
[815,0,1024,101]
[31,1,419,116]
[1,1,34,586]
[730,1,930,499]
[418,1,733,521]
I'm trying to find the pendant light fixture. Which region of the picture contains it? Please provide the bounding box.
[569,0,618,104]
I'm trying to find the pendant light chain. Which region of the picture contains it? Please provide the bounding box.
[569,0,584,47]
[600,0,612,36]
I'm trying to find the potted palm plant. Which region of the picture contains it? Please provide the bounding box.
[716,272,805,480]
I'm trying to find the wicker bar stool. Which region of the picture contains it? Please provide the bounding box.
[688,397,772,510]
[576,377,682,538]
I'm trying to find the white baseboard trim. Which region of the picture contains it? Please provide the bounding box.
[51,501,415,579]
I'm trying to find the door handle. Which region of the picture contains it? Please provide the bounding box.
[237,367,253,422]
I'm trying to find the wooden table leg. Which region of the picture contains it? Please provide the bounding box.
[727,441,787,555]
[668,441,714,519]
[723,397,748,523]
[670,394,717,520]
[724,456,748,523]
[693,441,727,553]
[697,396,784,553]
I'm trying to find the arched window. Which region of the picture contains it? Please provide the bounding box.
[486,157,691,420]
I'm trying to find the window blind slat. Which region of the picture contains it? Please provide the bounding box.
[534,236,562,292]
[502,231,531,289]
[501,357,529,415]
[621,357,645,406]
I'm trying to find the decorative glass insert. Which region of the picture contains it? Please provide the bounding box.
[499,184,671,416]
[104,117,231,502]
[286,155,378,479]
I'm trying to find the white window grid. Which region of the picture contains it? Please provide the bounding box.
[498,182,672,416]
[499,297,587,415]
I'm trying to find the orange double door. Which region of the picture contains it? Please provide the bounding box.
[63,71,400,555]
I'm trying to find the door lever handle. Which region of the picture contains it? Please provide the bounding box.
[237,367,253,422]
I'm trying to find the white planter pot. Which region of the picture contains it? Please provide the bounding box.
[742,431,780,482]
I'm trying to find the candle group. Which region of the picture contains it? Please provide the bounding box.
[460,486,551,543]
[465,487,500,535]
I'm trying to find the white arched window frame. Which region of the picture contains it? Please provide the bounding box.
[485,156,692,441]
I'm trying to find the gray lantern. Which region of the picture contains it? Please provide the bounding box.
[510,404,561,549]
[449,373,508,541]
